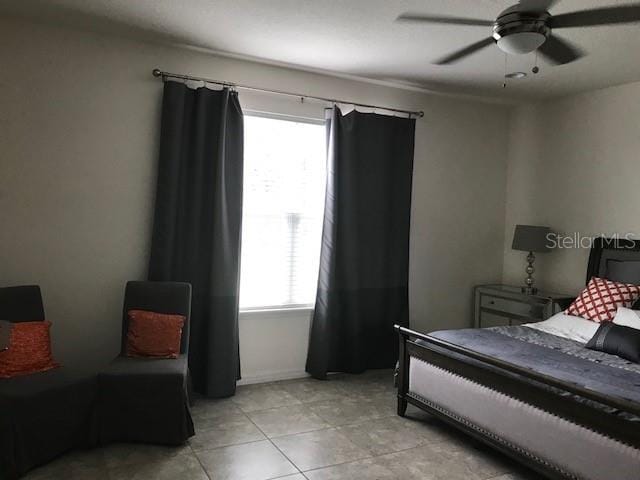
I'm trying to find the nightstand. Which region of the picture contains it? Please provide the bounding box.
[474,284,574,328]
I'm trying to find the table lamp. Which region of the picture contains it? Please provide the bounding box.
[512,225,552,295]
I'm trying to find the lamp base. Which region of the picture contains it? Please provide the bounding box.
[522,251,537,295]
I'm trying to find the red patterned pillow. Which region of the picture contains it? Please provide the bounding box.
[126,310,185,359]
[0,321,60,378]
[566,277,640,323]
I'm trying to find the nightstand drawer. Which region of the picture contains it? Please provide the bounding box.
[480,295,545,319]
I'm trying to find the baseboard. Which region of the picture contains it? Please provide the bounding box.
[237,370,310,386]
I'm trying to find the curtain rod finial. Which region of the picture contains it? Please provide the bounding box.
[152,69,162,77]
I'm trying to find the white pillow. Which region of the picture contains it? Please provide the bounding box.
[525,312,599,344]
[612,307,640,331]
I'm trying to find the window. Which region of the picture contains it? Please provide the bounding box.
[239,114,326,310]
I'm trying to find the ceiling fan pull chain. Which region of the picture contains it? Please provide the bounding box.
[503,53,508,88]
[533,50,540,74]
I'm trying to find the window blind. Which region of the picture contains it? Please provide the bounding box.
[239,115,326,309]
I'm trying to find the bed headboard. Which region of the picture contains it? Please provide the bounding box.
[586,237,640,285]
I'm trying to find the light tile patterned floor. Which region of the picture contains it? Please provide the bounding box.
[24,369,543,479]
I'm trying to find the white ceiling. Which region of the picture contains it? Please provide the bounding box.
[3,0,640,100]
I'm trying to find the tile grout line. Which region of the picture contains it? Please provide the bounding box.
[232,390,338,446]
[295,421,476,476]
[187,442,213,480]
[191,407,315,479]
[193,374,472,479]
[295,440,443,477]
[240,405,389,478]
[230,382,368,479]
[191,436,270,454]
[240,377,403,477]
[191,407,265,449]
[243,409,308,479]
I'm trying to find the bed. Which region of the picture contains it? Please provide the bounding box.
[396,238,640,480]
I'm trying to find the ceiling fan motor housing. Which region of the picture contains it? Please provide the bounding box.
[399,1,640,65]
[493,6,550,55]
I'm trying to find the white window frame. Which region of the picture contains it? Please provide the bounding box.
[243,109,325,127]
[239,110,326,313]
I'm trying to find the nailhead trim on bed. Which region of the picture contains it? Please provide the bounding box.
[408,359,587,480]
[410,353,639,450]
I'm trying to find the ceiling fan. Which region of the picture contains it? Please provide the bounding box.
[397,0,640,65]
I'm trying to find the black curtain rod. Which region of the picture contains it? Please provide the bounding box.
[152,69,424,118]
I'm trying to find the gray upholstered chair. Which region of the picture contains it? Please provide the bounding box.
[0,285,96,480]
[0,285,45,323]
[96,281,195,445]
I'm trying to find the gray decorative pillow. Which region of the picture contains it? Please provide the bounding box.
[0,321,12,351]
[586,323,640,363]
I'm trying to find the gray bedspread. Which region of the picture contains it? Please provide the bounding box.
[428,326,640,410]
[492,325,640,374]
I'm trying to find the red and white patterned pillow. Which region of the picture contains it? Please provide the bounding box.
[566,277,640,323]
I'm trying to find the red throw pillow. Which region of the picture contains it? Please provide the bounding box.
[566,277,640,323]
[0,321,60,378]
[126,310,185,359]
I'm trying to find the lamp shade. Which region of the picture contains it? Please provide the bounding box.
[512,225,552,253]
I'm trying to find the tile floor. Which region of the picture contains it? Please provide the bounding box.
[24,369,542,479]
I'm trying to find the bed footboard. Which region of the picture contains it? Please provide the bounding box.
[395,325,640,480]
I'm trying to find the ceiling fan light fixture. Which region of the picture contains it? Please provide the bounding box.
[497,32,546,54]
[402,1,640,67]
[505,71,527,79]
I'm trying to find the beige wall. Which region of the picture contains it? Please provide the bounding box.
[0,17,510,377]
[503,81,640,296]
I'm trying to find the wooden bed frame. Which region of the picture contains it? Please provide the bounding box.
[396,237,640,479]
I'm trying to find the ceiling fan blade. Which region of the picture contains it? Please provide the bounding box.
[538,34,584,65]
[518,0,559,12]
[433,37,495,65]
[396,13,493,27]
[550,5,640,28]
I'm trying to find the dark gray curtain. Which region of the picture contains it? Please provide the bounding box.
[306,108,415,379]
[148,81,243,398]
